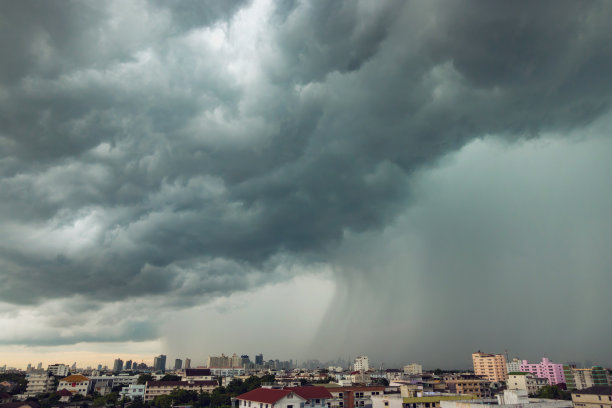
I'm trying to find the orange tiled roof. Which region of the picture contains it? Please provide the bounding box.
[60,375,90,383]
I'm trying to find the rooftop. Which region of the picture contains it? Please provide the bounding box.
[573,386,612,396]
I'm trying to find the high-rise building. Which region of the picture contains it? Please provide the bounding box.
[255,354,264,366]
[519,358,565,386]
[37,362,42,370]
[184,359,191,369]
[507,358,522,373]
[354,356,369,372]
[154,355,167,372]
[231,354,242,368]
[564,365,610,390]
[175,359,183,370]
[47,364,70,377]
[472,351,508,382]
[113,358,124,372]
[125,360,132,370]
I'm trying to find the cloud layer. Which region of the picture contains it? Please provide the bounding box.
[1,0,612,363]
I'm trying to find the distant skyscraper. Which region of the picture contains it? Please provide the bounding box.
[97,364,102,371]
[154,355,167,372]
[125,360,132,370]
[255,354,263,365]
[113,358,124,372]
[184,359,191,369]
[174,359,182,370]
[37,362,42,370]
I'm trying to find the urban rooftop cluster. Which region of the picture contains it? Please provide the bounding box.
[0,352,611,408]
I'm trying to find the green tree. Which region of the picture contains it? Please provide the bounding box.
[137,374,154,385]
[160,374,181,382]
[129,396,145,408]
[92,396,107,407]
[534,385,571,400]
[153,394,173,408]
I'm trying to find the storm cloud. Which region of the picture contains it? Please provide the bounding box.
[1,0,612,364]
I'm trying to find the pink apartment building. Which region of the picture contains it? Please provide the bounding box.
[519,358,566,386]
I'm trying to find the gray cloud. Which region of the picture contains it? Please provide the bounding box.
[1,0,612,355]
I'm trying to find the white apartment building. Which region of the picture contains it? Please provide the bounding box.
[403,364,423,376]
[507,358,522,373]
[354,356,369,373]
[25,373,56,396]
[48,364,70,377]
[119,384,146,401]
[58,375,92,396]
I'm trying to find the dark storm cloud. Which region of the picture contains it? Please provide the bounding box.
[1,0,612,345]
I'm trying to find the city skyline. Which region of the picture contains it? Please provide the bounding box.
[1,1,612,368]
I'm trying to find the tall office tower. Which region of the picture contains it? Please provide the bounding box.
[241,355,250,366]
[184,359,191,369]
[37,362,42,370]
[154,355,167,372]
[472,351,508,382]
[354,356,369,372]
[125,360,132,370]
[113,358,124,372]
[255,354,264,365]
[174,359,183,370]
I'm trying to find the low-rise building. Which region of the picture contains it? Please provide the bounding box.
[57,375,92,396]
[234,388,307,408]
[119,384,146,401]
[507,372,548,395]
[440,390,571,408]
[403,393,477,408]
[144,380,218,402]
[371,392,403,408]
[445,379,492,399]
[324,385,385,408]
[92,379,113,396]
[571,386,612,408]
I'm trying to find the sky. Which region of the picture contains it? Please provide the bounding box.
[1,0,612,370]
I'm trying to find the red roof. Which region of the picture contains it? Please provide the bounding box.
[57,389,73,396]
[236,388,295,404]
[286,387,332,400]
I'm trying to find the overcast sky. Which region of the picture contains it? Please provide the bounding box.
[1,0,612,370]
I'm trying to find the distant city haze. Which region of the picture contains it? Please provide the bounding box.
[1,0,612,369]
